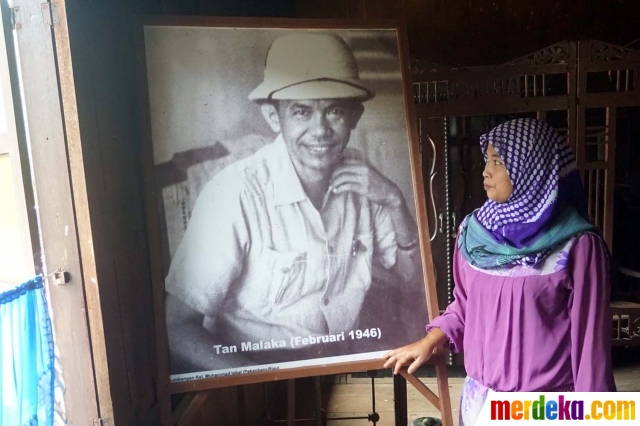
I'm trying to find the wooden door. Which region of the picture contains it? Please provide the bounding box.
[576,40,640,249]
[419,117,450,310]
[3,0,100,423]
[50,1,162,424]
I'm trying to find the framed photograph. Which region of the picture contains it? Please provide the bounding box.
[139,17,436,392]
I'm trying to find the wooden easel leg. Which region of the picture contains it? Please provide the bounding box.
[398,354,454,426]
[287,379,296,426]
[174,391,213,426]
[170,393,196,426]
[314,376,323,426]
[159,390,173,426]
[435,359,454,426]
[393,374,408,426]
[237,385,246,426]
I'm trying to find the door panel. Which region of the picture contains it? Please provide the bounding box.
[420,117,450,310]
[5,0,99,423]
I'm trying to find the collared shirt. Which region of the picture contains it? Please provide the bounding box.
[165,135,399,345]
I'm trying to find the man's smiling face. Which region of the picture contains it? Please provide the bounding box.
[262,99,364,176]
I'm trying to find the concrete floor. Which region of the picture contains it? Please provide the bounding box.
[324,360,640,425]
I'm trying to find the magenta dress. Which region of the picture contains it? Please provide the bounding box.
[427,233,616,423]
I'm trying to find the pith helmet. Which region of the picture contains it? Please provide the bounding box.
[248,33,374,102]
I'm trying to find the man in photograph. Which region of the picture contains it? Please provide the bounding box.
[165,32,423,373]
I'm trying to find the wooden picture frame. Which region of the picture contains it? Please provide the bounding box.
[137,16,441,396]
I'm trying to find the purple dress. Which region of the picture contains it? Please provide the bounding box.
[442,119,613,425]
[427,233,615,422]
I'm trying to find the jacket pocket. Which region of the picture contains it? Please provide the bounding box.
[259,248,307,304]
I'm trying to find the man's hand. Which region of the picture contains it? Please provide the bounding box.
[382,329,446,375]
[330,158,403,207]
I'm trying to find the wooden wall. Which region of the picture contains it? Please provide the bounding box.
[293,0,640,66]
[63,0,288,424]
[64,0,159,424]
[63,0,639,425]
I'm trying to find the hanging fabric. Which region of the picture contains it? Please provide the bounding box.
[0,275,54,426]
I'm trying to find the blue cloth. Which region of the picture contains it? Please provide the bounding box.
[1,276,54,426]
[459,206,598,269]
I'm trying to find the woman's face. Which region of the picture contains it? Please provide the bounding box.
[482,144,513,203]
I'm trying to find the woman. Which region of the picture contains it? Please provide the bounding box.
[383,118,616,425]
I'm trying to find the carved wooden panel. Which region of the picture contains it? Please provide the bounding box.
[576,40,640,248]
[589,41,640,63]
[412,43,578,335]
[411,42,575,118]
[611,301,640,347]
[505,43,572,67]
[579,110,612,237]
[413,39,640,252]
[419,117,448,310]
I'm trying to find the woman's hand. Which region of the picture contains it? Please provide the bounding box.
[382,329,447,375]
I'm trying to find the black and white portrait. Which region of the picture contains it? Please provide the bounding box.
[143,24,430,383]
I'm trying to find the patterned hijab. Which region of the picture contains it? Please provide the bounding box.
[458,118,597,268]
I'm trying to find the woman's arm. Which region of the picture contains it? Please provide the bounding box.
[569,233,617,391]
[383,244,469,373]
[424,246,469,353]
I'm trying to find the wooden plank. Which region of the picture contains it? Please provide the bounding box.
[399,370,439,408]
[393,374,408,426]
[112,249,157,419]
[585,170,602,221]
[405,1,640,66]
[581,91,640,108]
[576,40,623,248]
[294,0,351,19]
[415,96,569,118]
[435,356,454,426]
[413,64,574,83]
[537,110,546,121]
[60,2,161,425]
[287,379,296,426]
[171,393,197,425]
[91,40,159,416]
[167,358,392,394]
[575,60,640,73]
[53,0,115,422]
[237,385,246,426]
[581,161,609,170]
[567,43,578,154]
[7,0,99,423]
[139,403,161,426]
[143,15,403,30]
[604,107,616,247]
[133,13,173,425]
[576,104,586,182]
[56,2,161,424]
[324,375,465,423]
[399,17,452,426]
[314,377,322,426]
[595,169,601,227]
[397,18,440,327]
[181,387,242,425]
[176,391,213,426]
